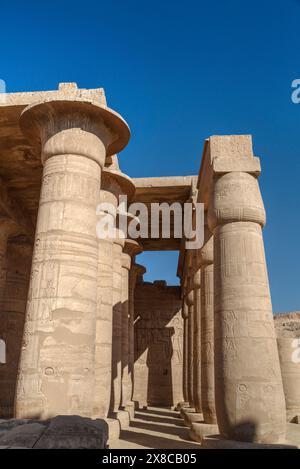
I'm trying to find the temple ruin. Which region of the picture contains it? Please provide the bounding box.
[0,83,299,448]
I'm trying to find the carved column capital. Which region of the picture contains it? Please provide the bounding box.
[20,99,130,167]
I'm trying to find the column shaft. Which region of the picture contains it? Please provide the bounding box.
[16,155,100,418]
[93,237,113,418]
[201,262,216,424]
[120,252,131,408]
[15,98,130,420]
[110,238,124,414]
[193,266,202,413]
[187,277,194,408]
[182,295,189,404]
[209,167,286,443]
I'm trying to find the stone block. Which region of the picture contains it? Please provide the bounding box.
[190,422,219,443]
[34,416,108,449]
[182,412,203,428]
[0,422,46,448]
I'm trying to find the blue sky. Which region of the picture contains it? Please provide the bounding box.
[1,0,300,312]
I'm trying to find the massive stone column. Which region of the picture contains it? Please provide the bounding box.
[128,262,145,408]
[277,337,300,423]
[190,230,218,443]
[97,166,136,425]
[179,288,189,408]
[120,239,141,418]
[110,234,124,416]
[200,232,217,425]
[94,165,134,420]
[186,266,195,410]
[193,261,202,417]
[181,251,203,427]
[93,221,113,419]
[15,99,129,419]
[207,136,286,443]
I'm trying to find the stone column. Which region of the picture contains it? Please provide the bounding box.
[120,239,141,418]
[15,99,129,419]
[277,337,300,423]
[93,232,113,419]
[110,234,124,416]
[190,231,218,443]
[186,267,195,410]
[183,254,203,427]
[128,262,145,409]
[207,136,286,443]
[180,289,189,408]
[199,233,217,425]
[98,167,135,424]
[193,261,202,418]
[94,166,134,420]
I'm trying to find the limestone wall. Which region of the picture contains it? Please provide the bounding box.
[133,281,183,407]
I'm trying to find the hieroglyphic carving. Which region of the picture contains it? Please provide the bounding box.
[134,284,183,407]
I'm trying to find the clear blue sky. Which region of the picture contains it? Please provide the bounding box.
[1,0,300,312]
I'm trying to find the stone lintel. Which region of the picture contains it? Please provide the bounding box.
[1,82,107,107]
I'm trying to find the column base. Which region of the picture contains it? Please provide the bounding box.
[179,406,195,418]
[201,434,299,449]
[179,407,203,427]
[109,410,130,429]
[105,418,121,442]
[124,401,135,420]
[176,401,189,411]
[183,411,203,428]
[190,422,219,443]
[136,401,148,410]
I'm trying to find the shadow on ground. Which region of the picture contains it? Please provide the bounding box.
[109,406,201,449]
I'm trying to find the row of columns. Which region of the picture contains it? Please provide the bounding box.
[179,144,286,445]
[0,97,146,429]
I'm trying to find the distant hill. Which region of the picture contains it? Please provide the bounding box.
[274,312,300,338]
